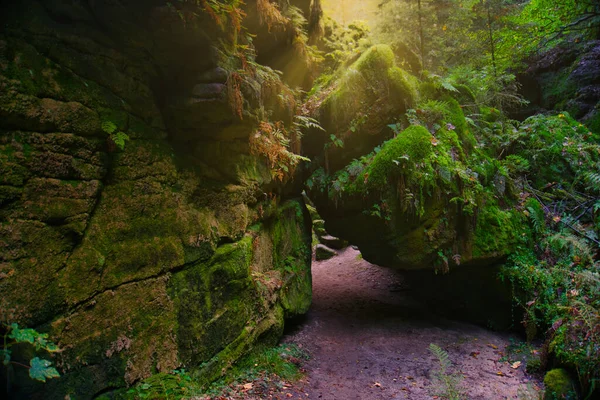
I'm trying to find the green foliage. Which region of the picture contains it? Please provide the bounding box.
[525,199,546,236]
[127,344,307,400]
[543,369,576,400]
[294,115,325,133]
[428,343,466,400]
[509,0,600,54]
[501,225,599,394]
[1,323,60,383]
[102,120,130,151]
[511,113,599,189]
[250,120,311,182]
[127,369,202,399]
[29,357,61,382]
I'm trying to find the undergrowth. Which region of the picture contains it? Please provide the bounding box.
[125,344,308,400]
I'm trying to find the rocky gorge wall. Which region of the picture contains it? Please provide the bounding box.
[0,1,316,398]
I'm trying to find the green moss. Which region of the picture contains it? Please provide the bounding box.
[419,81,440,101]
[367,125,433,186]
[323,44,416,132]
[351,44,396,77]
[442,96,476,151]
[167,235,256,365]
[512,113,599,189]
[387,66,417,107]
[473,205,524,258]
[543,369,576,400]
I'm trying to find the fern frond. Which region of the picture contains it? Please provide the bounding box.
[527,206,545,234]
[101,121,117,134]
[429,343,451,371]
[294,115,325,132]
[573,301,600,332]
[441,81,459,93]
[584,171,600,193]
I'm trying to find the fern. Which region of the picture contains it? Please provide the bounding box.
[429,344,451,373]
[101,120,130,151]
[101,120,117,134]
[584,171,600,193]
[429,344,465,400]
[546,232,593,264]
[347,159,365,178]
[293,115,325,132]
[526,206,545,235]
[429,74,459,93]
[573,301,600,333]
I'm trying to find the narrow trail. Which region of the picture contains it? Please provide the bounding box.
[283,247,540,400]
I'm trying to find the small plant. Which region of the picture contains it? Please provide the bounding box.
[102,120,130,151]
[127,369,202,399]
[428,343,466,400]
[326,134,344,149]
[1,323,60,383]
[249,120,310,182]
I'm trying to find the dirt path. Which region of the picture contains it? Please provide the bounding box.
[282,247,541,400]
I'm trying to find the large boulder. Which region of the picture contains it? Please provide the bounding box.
[303,44,418,171]
[307,94,525,270]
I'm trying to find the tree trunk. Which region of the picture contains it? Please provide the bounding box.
[418,0,425,70]
[486,0,497,77]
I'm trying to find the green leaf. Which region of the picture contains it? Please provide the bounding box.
[101,120,117,134]
[29,357,60,382]
[111,131,130,151]
[9,324,37,345]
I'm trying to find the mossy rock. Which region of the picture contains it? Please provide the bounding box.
[473,205,525,259]
[367,125,433,186]
[543,369,577,400]
[318,44,418,171]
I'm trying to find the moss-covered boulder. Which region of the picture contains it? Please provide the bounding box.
[307,114,525,270]
[310,44,418,172]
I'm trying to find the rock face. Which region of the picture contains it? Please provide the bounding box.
[0,1,314,398]
[516,40,600,134]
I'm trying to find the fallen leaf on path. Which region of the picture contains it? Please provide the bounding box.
[242,383,253,390]
[374,382,381,387]
[470,351,480,358]
[496,371,506,376]
[488,344,498,349]
[511,361,522,369]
